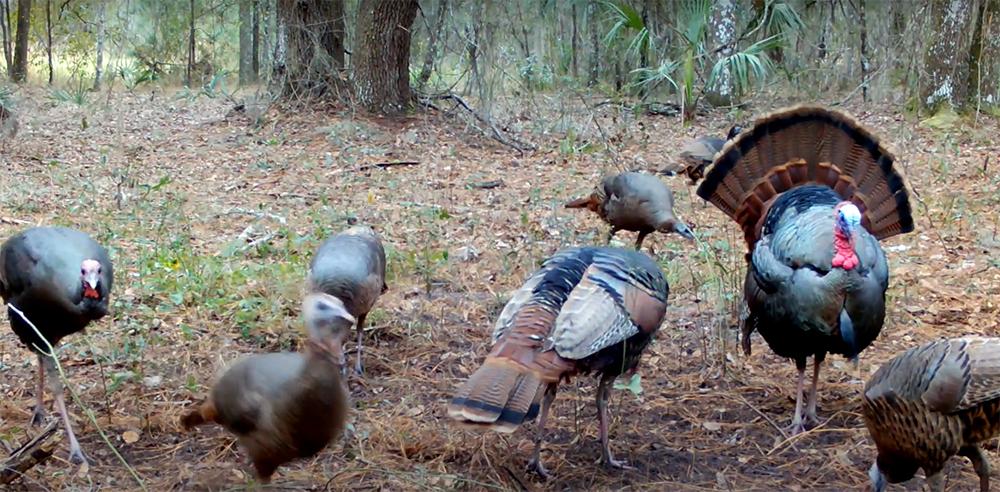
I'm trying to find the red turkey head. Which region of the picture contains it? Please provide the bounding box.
[81,259,102,299]
[832,202,862,270]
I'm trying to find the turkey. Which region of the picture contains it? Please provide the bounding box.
[181,293,352,483]
[448,246,669,477]
[308,225,387,374]
[670,125,743,184]
[863,337,1000,492]
[0,100,16,154]
[696,105,914,434]
[0,226,114,465]
[565,172,694,250]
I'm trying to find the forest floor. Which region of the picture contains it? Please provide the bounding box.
[0,86,998,491]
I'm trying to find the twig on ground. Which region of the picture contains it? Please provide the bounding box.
[0,216,30,225]
[0,420,61,485]
[420,93,536,155]
[353,161,421,172]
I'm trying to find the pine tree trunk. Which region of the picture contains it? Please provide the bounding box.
[272,0,346,98]
[239,0,256,85]
[0,0,11,77]
[45,0,52,85]
[922,0,977,110]
[353,0,418,114]
[416,0,447,90]
[979,0,1000,105]
[11,0,30,83]
[252,0,260,77]
[858,0,868,102]
[588,0,599,87]
[93,0,106,90]
[705,0,736,106]
[186,0,195,87]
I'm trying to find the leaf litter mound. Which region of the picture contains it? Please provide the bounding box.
[0,88,998,491]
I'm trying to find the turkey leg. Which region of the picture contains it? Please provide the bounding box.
[804,355,824,427]
[43,355,87,465]
[30,354,47,426]
[634,231,648,250]
[959,445,990,492]
[597,373,634,470]
[354,313,367,375]
[788,361,808,435]
[526,383,557,479]
[606,227,621,245]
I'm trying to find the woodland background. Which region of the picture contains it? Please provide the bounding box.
[0,0,999,490]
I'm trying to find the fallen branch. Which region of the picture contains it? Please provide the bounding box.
[420,93,536,155]
[468,179,503,190]
[0,216,30,225]
[0,420,61,485]
[355,161,421,172]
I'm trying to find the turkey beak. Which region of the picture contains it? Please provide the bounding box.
[674,222,695,241]
[83,271,100,291]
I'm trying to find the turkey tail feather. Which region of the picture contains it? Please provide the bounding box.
[448,359,545,433]
[697,104,914,245]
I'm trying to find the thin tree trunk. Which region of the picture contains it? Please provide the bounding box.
[858,0,868,102]
[416,0,447,90]
[239,0,254,85]
[11,0,29,83]
[45,0,52,85]
[353,0,419,113]
[588,0,599,87]
[93,0,105,90]
[186,0,195,87]
[252,0,260,77]
[1,0,12,77]
[979,0,1000,105]
[571,3,578,78]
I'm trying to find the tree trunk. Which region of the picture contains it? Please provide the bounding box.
[186,0,195,87]
[858,0,868,102]
[11,0,29,83]
[45,0,52,85]
[705,0,736,106]
[416,0,447,90]
[571,3,578,78]
[239,0,256,85]
[93,0,105,90]
[353,0,418,114]
[252,0,260,77]
[272,0,346,98]
[0,0,11,77]
[978,0,1000,105]
[922,0,977,111]
[588,0,599,87]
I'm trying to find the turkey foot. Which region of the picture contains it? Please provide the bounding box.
[526,457,552,480]
[527,384,557,480]
[30,405,47,426]
[601,453,636,471]
[31,361,47,426]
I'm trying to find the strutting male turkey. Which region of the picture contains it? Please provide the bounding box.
[308,225,387,374]
[181,293,351,483]
[0,227,114,465]
[669,125,743,184]
[696,105,914,434]
[863,337,1000,492]
[566,172,695,250]
[447,246,669,477]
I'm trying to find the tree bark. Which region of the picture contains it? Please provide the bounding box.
[588,0,599,87]
[571,3,578,78]
[45,0,51,85]
[186,0,195,87]
[93,0,105,90]
[858,0,868,102]
[0,0,11,77]
[252,0,260,77]
[239,0,256,85]
[272,0,346,98]
[416,0,447,90]
[11,0,29,83]
[922,0,977,110]
[353,0,418,114]
[705,0,736,106]
[979,0,1000,105]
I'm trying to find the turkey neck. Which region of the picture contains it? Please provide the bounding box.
[281,344,349,444]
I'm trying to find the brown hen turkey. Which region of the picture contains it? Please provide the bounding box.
[181,293,352,483]
[696,105,914,434]
[448,246,668,478]
[566,172,694,250]
[308,225,387,374]
[670,125,742,184]
[0,226,113,466]
[864,337,1000,492]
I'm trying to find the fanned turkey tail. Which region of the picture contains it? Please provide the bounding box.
[696,104,914,247]
[448,359,546,433]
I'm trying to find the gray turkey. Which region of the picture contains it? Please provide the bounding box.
[863,337,1000,492]
[308,225,387,374]
[565,172,694,250]
[0,226,114,465]
[181,293,352,483]
[670,125,743,184]
[448,246,669,477]
[696,105,913,434]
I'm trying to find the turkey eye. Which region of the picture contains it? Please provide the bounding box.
[81,269,86,275]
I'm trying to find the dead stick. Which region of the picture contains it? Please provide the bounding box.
[0,420,61,485]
